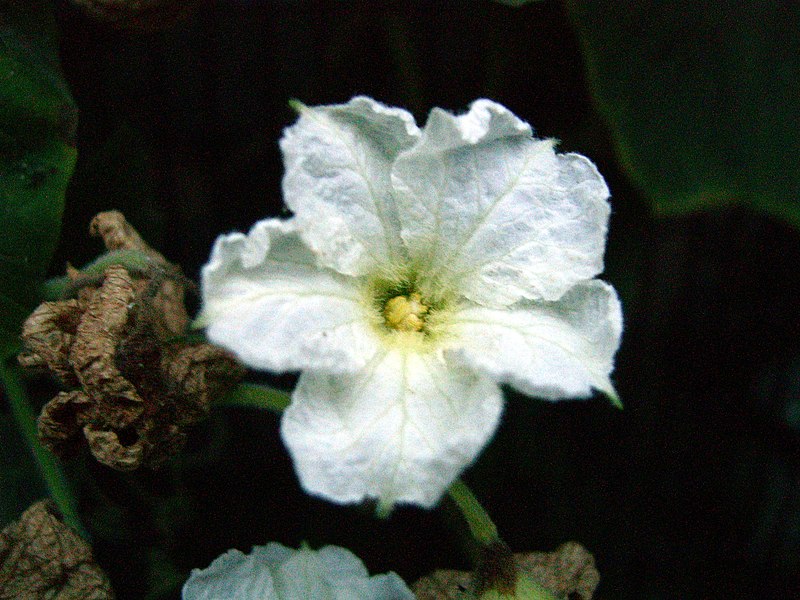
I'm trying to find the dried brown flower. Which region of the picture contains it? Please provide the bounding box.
[413,542,600,600]
[19,211,244,471]
[0,500,115,599]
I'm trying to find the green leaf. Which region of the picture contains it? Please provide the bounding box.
[0,0,78,358]
[0,360,84,536]
[0,413,46,528]
[568,2,800,226]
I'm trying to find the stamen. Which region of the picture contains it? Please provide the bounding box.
[383,292,428,332]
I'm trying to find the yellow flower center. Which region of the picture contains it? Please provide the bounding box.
[383,292,428,332]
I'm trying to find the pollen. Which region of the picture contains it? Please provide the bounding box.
[383,292,428,332]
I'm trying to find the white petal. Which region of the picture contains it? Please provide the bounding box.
[273,545,414,600]
[281,350,503,508]
[183,543,414,600]
[200,218,378,374]
[449,280,623,400]
[392,99,610,306]
[182,548,278,599]
[280,96,421,276]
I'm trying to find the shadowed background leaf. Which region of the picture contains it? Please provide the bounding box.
[0,0,78,358]
[567,1,800,227]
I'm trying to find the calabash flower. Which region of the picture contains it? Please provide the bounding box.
[182,543,414,599]
[200,97,622,508]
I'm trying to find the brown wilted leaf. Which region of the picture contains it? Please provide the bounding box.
[89,211,162,258]
[515,541,600,600]
[412,569,472,600]
[20,212,244,471]
[17,301,82,386]
[70,265,143,432]
[37,391,93,458]
[413,542,600,600]
[88,211,190,339]
[0,500,115,599]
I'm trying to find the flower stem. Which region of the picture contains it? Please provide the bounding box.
[448,479,499,546]
[217,382,291,413]
[43,249,158,299]
[0,360,86,537]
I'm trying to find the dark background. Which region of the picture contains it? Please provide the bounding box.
[13,0,800,597]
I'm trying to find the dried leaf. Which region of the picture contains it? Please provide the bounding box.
[413,542,600,600]
[17,301,82,386]
[515,542,599,600]
[70,265,143,431]
[89,211,162,258]
[37,391,92,458]
[0,500,115,599]
[412,569,472,600]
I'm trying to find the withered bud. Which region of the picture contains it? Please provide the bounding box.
[413,542,600,600]
[20,211,244,471]
[89,211,162,257]
[70,0,201,32]
[0,500,115,599]
[514,542,600,599]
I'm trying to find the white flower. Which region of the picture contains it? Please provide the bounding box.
[200,97,622,508]
[182,543,414,600]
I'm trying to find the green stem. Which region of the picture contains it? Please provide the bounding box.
[448,478,499,545]
[0,360,86,537]
[216,382,291,413]
[43,249,158,299]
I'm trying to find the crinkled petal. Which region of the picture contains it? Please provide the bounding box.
[200,218,378,373]
[273,545,414,599]
[280,96,421,276]
[392,99,610,306]
[183,543,414,600]
[449,280,622,400]
[182,548,278,599]
[281,349,503,508]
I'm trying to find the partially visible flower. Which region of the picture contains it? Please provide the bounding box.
[182,543,414,600]
[201,97,622,508]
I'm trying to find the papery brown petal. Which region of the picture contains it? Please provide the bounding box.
[18,212,243,472]
[18,301,82,386]
[69,266,143,429]
[0,500,115,599]
[165,344,246,425]
[83,424,144,471]
[90,212,189,336]
[412,569,472,600]
[38,391,94,458]
[515,542,600,600]
[89,211,163,260]
[145,275,189,338]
